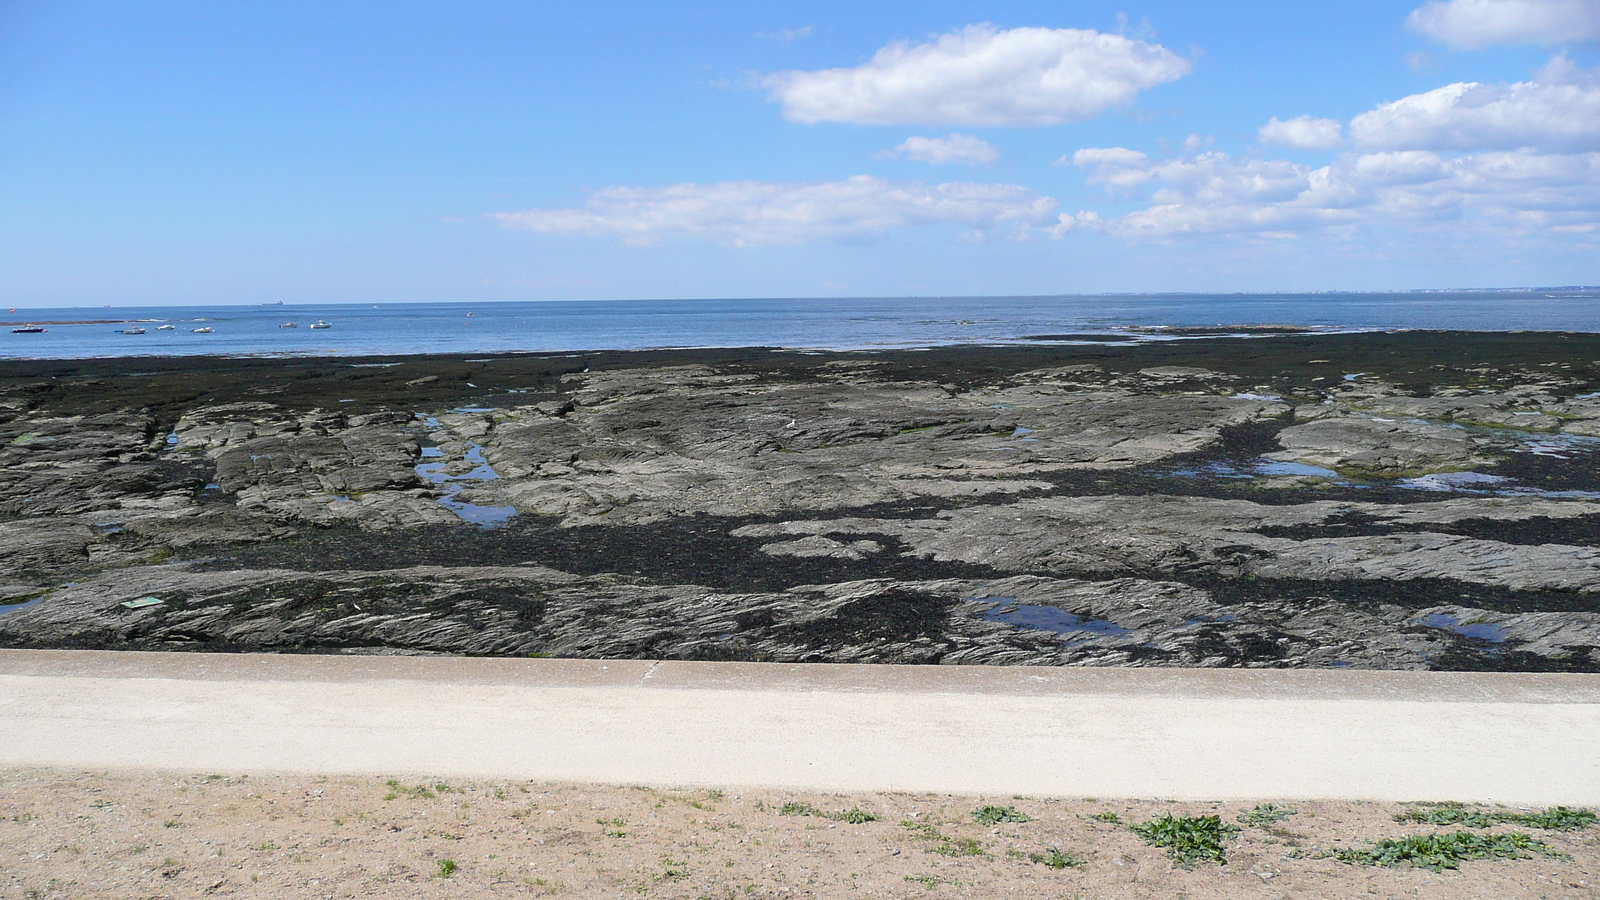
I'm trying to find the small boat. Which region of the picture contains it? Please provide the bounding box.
[279,322,298,328]
[191,326,214,334]
[309,320,331,329]
[156,324,175,330]
[11,325,45,334]
[120,326,146,335]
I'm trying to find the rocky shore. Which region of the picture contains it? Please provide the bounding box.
[3,331,1599,670]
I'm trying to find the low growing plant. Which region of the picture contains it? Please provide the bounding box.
[1333,831,1567,871]
[1394,804,1597,831]
[1029,846,1086,869]
[971,805,1031,826]
[1128,814,1240,865]
[1238,803,1297,826]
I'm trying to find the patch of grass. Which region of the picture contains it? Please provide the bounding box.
[1028,846,1087,869]
[656,856,688,880]
[1394,804,1597,831]
[777,801,879,824]
[971,805,1031,826]
[900,820,985,857]
[436,859,457,878]
[1087,810,1122,824]
[1333,831,1568,871]
[383,779,436,800]
[1128,814,1240,866]
[596,817,628,838]
[1238,803,1297,826]
[903,873,956,888]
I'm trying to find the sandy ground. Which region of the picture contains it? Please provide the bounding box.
[3,767,1599,900]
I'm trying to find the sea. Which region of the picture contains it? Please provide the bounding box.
[3,291,1598,360]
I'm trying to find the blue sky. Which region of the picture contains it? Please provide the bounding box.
[2,0,1598,307]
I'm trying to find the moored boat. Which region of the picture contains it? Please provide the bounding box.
[191,326,214,333]
[309,320,331,329]
[11,326,45,334]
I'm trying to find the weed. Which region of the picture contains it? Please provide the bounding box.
[1333,831,1568,871]
[163,819,182,828]
[436,859,458,878]
[383,779,435,800]
[597,817,628,838]
[1238,804,1297,826]
[1128,814,1240,866]
[1087,811,1122,824]
[779,801,878,824]
[1029,846,1087,869]
[1394,804,1597,831]
[903,873,955,888]
[971,805,1031,826]
[901,820,985,857]
[656,856,688,880]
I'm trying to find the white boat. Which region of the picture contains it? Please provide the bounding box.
[279,322,298,328]
[120,326,146,335]
[191,326,214,334]
[156,324,175,330]
[309,320,331,329]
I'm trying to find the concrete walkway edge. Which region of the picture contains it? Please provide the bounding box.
[2,650,1596,804]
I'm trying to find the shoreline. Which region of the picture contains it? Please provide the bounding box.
[3,331,1599,672]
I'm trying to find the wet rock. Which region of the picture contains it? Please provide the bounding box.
[733,494,1600,593]
[435,366,1286,525]
[1267,414,1509,476]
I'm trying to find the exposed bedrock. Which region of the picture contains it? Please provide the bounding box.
[4,564,1594,670]
[733,494,1600,593]
[450,364,1289,524]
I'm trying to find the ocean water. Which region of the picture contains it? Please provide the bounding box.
[3,291,1598,360]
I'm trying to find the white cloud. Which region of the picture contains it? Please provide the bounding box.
[760,24,1191,127]
[1350,77,1600,152]
[490,176,1059,246]
[1258,115,1346,150]
[1406,0,1600,49]
[878,134,999,165]
[1068,146,1600,238]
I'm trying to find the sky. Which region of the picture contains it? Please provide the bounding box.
[1,0,1598,307]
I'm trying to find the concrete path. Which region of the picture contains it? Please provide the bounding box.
[2,650,1597,803]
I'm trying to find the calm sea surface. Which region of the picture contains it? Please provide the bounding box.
[4,292,1598,360]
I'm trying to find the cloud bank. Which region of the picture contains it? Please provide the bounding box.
[1070,147,1600,238]
[878,134,999,165]
[761,24,1191,126]
[1258,116,1346,150]
[491,176,1058,246]
[1351,78,1600,152]
[1406,0,1600,49]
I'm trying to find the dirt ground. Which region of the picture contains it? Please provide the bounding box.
[2,768,1597,899]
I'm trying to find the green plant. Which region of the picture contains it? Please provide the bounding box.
[778,801,878,824]
[900,820,986,857]
[1333,831,1567,871]
[1394,804,1597,831]
[903,873,955,888]
[1238,803,1297,826]
[1128,814,1240,865]
[436,859,457,878]
[1087,810,1122,824]
[1028,846,1086,869]
[971,805,1031,826]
